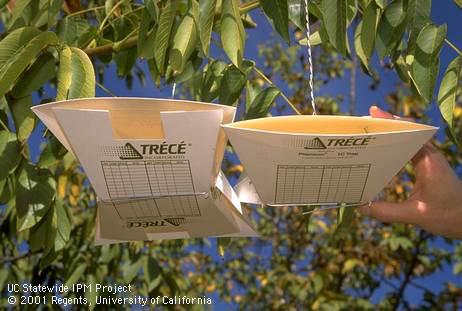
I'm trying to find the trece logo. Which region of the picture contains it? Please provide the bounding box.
[326,137,372,147]
[303,137,327,149]
[140,141,188,155]
[303,137,373,149]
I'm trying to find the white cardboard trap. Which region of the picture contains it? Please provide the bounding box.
[32,97,258,244]
[223,115,437,206]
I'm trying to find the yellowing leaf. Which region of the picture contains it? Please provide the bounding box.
[438,55,462,139]
[57,46,95,100]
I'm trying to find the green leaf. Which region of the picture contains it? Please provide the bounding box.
[342,259,362,274]
[145,0,159,20]
[57,16,97,47]
[145,256,161,291]
[217,237,231,257]
[64,263,87,288]
[219,65,246,106]
[221,0,246,68]
[0,30,58,99]
[148,58,161,86]
[170,4,198,73]
[154,0,178,74]
[321,0,347,55]
[39,248,58,271]
[394,53,410,83]
[0,131,21,182]
[245,87,280,120]
[16,164,56,232]
[361,1,381,59]
[137,8,157,59]
[202,60,227,102]
[115,47,137,77]
[57,47,96,100]
[7,0,32,29]
[9,96,35,142]
[245,80,261,112]
[347,0,358,25]
[123,258,143,283]
[411,23,447,103]
[298,31,323,46]
[407,0,431,57]
[199,0,216,56]
[335,206,355,235]
[38,134,67,169]
[375,0,408,59]
[0,0,8,9]
[27,0,64,29]
[354,21,371,72]
[0,27,41,68]
[261,0,290,44]
[11,53,56,98]
[389,236,413,250]
[86,275,97,311]
[438,56,462,130]
[454,262,462,275]
[54,199,71,251]
[374,0,386,9]
[29,206,56,252]
[288,0,307,31]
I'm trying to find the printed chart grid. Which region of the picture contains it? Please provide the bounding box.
[101,160,200,220]
[274,164,370,204]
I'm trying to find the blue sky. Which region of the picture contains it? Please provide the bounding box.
[24,1,462,307]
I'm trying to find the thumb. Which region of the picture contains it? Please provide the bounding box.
[358,200,420,224]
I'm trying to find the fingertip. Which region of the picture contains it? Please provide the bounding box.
[362,201,418,225]
[369,106,393,119]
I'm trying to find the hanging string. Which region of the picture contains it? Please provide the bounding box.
[303,0,317,115]
[171,82,177,98]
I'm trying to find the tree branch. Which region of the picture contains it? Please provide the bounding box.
[391,230,428,311]
[239,0,260,14]
[254,67,301,115]
[445,38,462,56]
[82,1,261,58]
[84,36,138,57]
[0,251,41,263]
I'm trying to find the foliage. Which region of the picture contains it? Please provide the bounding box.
[0,0,461,309]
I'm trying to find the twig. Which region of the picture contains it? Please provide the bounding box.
[98,0,126,33]
[349,18,358,115]
[0,251,41,263]
[239,0,260,14]
[445,38,462,56]
[391,230,427,311]
[67,5,105,17]
[0,118,8,131]
[96,81,117,97]
[253,67,301,115]
[409,280,432,292]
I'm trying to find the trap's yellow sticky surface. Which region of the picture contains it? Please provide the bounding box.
[226,115,434,135]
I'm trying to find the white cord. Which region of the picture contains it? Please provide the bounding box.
[171,83,177,98]
[303,0,316,115]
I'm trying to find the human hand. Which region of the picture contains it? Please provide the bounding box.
[358,106,462,239]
